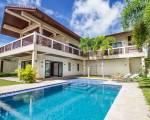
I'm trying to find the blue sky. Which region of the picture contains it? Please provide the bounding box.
[0,0,124,45]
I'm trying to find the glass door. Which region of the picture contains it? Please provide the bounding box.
[58,62,63,77]
[45,60,51,78]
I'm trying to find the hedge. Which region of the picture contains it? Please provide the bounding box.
[0,72,17,77]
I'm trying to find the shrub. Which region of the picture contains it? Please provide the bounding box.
[18,65,36,83]
[0,72,17,77]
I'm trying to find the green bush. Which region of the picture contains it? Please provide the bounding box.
[18,65,36,83]
[0,72,17,77]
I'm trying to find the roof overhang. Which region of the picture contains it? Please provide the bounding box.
[105,31,132,37]
[1,6,81,41]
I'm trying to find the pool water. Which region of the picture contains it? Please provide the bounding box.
[0,79,121,120]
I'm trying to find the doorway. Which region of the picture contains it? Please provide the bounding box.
[45,60,63,78]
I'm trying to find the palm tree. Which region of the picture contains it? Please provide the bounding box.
[80,36,115,77]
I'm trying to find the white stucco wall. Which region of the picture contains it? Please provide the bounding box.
[129,57,142,74]
[0,60,18,73]
[38,55,83,78]
[86,58,130,76]
[17,54,143,78]
[18,55,83,78]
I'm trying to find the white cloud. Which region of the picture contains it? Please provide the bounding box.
[42,7,54,15]
[41,7,69,22]
[6,0,42,7]
[70,0,124,37]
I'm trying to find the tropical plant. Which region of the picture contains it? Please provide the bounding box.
[80,36,115,77]
[121,0,150,49]
[17,65,36,83]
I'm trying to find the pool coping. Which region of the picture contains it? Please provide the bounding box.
[0,82,68,98]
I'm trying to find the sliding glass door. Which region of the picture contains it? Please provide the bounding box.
[45,60,63,78]
[45,60,51,78]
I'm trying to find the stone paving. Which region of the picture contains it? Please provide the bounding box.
[105,82,150,120]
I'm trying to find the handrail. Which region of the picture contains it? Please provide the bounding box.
[0,33,34,48]
[36,33,81,51]
[0,32,82,56]
[89,45,140,57]
[96,45,137,52]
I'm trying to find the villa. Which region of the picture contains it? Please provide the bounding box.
[0,5,150,120]
[0,6,148,78]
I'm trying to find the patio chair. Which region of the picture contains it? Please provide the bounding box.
[128,74,139,82]
[123,73,131,82]
[111,73,123,81]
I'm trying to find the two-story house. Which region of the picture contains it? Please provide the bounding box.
[0,6,148,78]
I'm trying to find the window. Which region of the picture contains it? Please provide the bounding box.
[68,62,71,71]
[68,43,79,49]
[21,60,32,69]
[77,64,80,71]
[111,42,123,48]
[128,36,133,45]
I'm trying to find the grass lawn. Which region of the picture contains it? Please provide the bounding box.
[138,77,150,107]
[0,79,22,86]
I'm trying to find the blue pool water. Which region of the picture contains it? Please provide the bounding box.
[0,79,121,120]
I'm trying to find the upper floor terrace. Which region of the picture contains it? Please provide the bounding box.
[0,32,84,60]
[89,45,148,60]
[0,31,147,60]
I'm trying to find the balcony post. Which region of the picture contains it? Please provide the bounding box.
[108,49,110,55]
[21,37,23,47]
[33,32,37,45]
[123,47,126,54]
[79,50,81,56]
[51,40,53,48]
[11,43,13,50]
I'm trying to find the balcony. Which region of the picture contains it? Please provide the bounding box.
[89,45,147,59]
[0,32,84,59]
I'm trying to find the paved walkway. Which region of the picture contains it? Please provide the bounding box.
[0,77,20,82]
[0,80,66,95]
[105,82,150,120]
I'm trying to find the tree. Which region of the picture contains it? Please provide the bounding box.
[80,36,115,77]
[121,0,150,49]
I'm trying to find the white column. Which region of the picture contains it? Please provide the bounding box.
[32,50,37,68]
[83,60,86,76]
[39,26,43,34]
[141,57,145,74]
[88,66,90,77]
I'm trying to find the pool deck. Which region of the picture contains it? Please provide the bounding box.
[0,80,66,95]
[0,79,149,120]
[104,81,150,120]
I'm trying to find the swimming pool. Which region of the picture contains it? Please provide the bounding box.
[0,79,121,120]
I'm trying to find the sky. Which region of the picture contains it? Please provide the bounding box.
[0,0,125,45]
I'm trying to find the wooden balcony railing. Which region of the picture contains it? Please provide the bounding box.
[36,33,82,56]
[0,32,82,57]
[0,33,34,53]
[90,45,141,57]
[1,32,141,58]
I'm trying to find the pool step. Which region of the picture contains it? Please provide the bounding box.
[65,85,93,94]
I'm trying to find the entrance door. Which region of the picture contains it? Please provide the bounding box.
[51,62,63,77]
[45,60,51,78]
